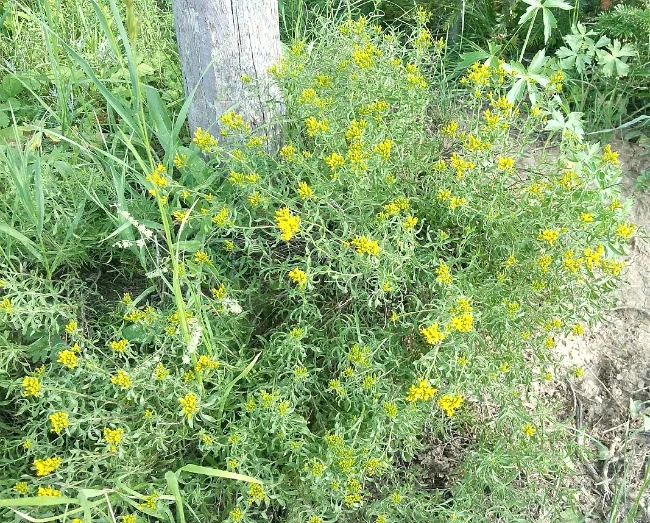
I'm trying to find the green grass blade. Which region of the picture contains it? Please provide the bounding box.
[164,470,187,523]
[0,221,43,263]
[177,464,262,484]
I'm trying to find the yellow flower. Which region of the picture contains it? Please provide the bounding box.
[538,229,560,247]
[442,121,458,136]
[0,297,11,314]
[34,457,62,477]
[288,268,308,287]
[193,128,219,151]
[104,427,125,451]
[580,213,594,223]
[247,483,266,504]
[14,482,29,494]
[173,153,187,169]
[109,339,129,352]
[350,235,380,256]
[37,486,61,497]
[615,222,635,240]
[601,144,619,164]
[110,369,131,389]
[497,156,515,171]
[220,111,250,133]
[437,394,463,416]
[373,139,393,161]
[305,116,329,137]
[406,379,437,402]
[172,210,189,222]
[194,251,210,264]
[49,411,69,434]
[248,191,262,207]
[154,362,169,381]
[449,197,467,210]
[57,349,77,369]
[279,143,296,161]
[574,366,584,378]
[275,207,300,241]
[457,356,469,366]
[64,319,78,334]
[179,392,199,419]
[435,261,452,285]
[324,152,345,170]
[195,355,219,372]
[403,216,418,230]
[536,254,552,272]
[230,508,245,522]
[450,313,473,333]
[122,516,137,523]
[603,259,625,276]
[522,423,536,437]
[420,322,445,344]
[583,244,604,270]
[297,181,314,199]
[437,188,451,200]
[22,376,41,397]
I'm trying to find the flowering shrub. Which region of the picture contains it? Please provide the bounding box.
[0,12,635,523]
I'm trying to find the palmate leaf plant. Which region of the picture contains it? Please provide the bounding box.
[0,9,639,523]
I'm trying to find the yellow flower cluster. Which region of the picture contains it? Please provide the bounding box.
[110,369,131,389]
[522,423,536,437]
[14,482,28,494]
[104,427,125,452]
[450,152,475,179]
[442,121,458,136]
[351,44,379,68]
[538,229,560,247]
[65,319,78,334]
[247,483,266,504]
[403,216,418,230]
[406,379,437,402]
[420,322,445,344]
[288,268,308,286]
[0,296,11,314]
[194,251,210,264]
[37,486,61,497]
[601,144,619,164]
[192,127,218,151]
[325,152,345,171]
[450,313,473,333]
[57,348,78,369]
[228,171,260,187]
[351,235,381,256]
[22,376,41,397]
[275,207,300,241]
[497,156,515,171]
[220,111,250,133]
[438,394,463,416]
[435,260,452,285]
[463,134,491,152]
[34,457,62,477]
[195,355,219,372]
[146,164,168,190]
[49,411,69,434]
[297,181,314,199]
[373,139,392,161]
[305,116,329,137]
[109,339,129,352]
[179,392,199,419]
[615,222,635,240]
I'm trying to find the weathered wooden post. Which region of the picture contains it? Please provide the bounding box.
[171,0,281,135]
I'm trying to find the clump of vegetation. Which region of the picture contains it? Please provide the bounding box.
[0,4,638,523]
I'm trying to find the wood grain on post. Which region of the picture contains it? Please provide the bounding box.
[171,0,281,136]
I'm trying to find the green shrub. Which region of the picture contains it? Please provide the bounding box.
[0,10,637,523]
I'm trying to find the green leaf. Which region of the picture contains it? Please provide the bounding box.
[165,471,187,523]
[542,8,557,44]
[0,221,43,263]
[177,464,262,484]
[543,0,573,10]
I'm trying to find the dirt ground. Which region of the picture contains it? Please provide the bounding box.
[554,139,650,522]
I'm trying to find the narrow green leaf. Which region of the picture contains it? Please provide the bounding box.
[165,470,187,523]
[0,496,79,507]
[0,221,43,263]
[177,464,262,484]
